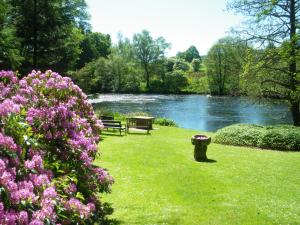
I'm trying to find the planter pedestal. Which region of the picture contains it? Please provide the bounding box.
[191,135,211,162]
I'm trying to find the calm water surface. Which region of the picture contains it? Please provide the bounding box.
[90,94,292,132]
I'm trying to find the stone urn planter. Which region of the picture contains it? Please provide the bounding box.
[191,134,211,162]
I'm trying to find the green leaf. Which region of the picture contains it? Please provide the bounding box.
[75,192,85,201]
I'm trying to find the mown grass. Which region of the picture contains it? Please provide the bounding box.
[94,126,300,225]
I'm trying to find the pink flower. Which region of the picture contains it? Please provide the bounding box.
[18,211,29,225]
[43,187,57,199]
[0,99,20,116]
[29,219,44,225]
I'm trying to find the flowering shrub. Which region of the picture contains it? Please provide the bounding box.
[0,70,113,224]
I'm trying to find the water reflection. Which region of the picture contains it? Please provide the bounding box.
[90,94,292,132]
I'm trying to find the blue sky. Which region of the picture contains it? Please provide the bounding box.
[85,0,243,56]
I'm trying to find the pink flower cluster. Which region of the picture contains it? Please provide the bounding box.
[0,70,113,224]
[0,71,18,100]
[0,155,56,224]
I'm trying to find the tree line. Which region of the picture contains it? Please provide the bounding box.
[0,0,299,126]
[70,30,205,94]
[0,0,110,74]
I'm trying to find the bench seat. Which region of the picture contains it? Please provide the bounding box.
[101,120,126,135]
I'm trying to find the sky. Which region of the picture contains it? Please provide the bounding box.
[85,0,244,56]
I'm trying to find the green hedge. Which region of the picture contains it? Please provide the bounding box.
[214,124,300,151]
[154,118,177,127]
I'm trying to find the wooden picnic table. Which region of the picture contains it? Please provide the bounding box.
[126,116,154,134]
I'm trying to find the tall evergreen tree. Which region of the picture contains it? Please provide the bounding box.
[0,0,22,69]
[10,0,89,73]
[76,31,111,69]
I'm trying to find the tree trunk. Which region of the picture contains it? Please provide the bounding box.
[217,49,223,95]
[117,61,121,92]
[289,0,299,126]
[144,63,150,90]
[33,0,37,68]
[291,101,300,126]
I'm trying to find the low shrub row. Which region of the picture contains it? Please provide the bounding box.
[214,124,300,151]
[154,118,177,127]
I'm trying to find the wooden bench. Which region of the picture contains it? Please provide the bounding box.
[126,117,154,134]
[101,120,126,135]
[100,115,114,120]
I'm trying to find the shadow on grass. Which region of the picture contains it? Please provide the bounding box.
[101,133,126,137]
[99,134,125,142]
[197,158,217,163]
[127,132,151,136]
[99,203,123,225]
[102,218,123,225]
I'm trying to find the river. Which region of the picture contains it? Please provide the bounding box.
[90,94,292,132]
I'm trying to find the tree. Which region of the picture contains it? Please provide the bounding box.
[173,58,190,71]
[177,45,201,63]
[133,30,170,90]
[205,37,247,95]
[71,57,114,94]
[76,31,111,69]
[185,45,201,63]
[164,70,189,93]
[228,0,300,125]
[165,57,176,72]
[191,58,201,72]
[0,0,22,69]
[10,0,89,73]
[108,34,141,93]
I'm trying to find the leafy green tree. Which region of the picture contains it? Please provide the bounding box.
[109,34,141,92]
[177,45,201,63]
[0,0,22,69]
[191,58,201,72]
[71,57,114,93]
[185,46,201,63]
[176,51,186,60]
[109,48,141,93]
[228,0,300,125]
[173,59,190,71]
[72,34,141,94]
[165,57,176,72]
[76,31,111,69]
[164,70,189,93]
[133,30,170,90]
[10,0,88,73]
[205,37,247,95]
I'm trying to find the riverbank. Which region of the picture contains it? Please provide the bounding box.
[95,126,300,225]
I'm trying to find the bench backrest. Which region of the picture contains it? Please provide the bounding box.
[100,115,114,120]
[102,120,122,128]
[127,118,152,130]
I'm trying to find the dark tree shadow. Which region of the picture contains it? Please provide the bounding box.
[126,132,151,136]
[195,159,217,163]
[199,158,217,163]
[100,133,126,140]
[102,218,123,225]
[97,203,123,225]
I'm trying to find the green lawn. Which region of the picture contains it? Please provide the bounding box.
[94,126,300,225]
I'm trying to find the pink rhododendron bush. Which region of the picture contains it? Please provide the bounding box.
[0,70,113,224]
